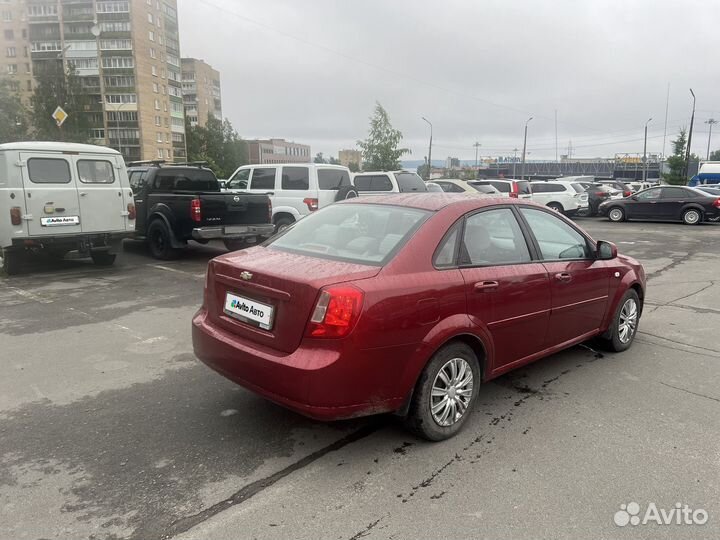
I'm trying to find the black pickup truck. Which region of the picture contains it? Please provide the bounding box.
[127,162,274,259]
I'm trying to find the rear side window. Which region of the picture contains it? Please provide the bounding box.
[661,187,693,198]
[78,160,115,184]
[469,183,497,194]
[281,167,309,190]
[570,183,586,193]
[250,168,276,190]
[461,209,531,266]
[27,158,71,184]
[395,172,427,192]
[318,169,351,190]
[516,181,531,195]
[434,224,461,268]
[354,175,393,192]
[488,181,510,193]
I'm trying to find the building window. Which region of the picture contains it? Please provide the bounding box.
[4,29,14,40]
[31,42,62,52]
[99,21,131,33]
[28,4,59,17]
[105,94,137,104]
[6,64,17,74]
[2,11,12,22]
[96,2,130,14]
[102,56,134,69]
[147,13,153,24]
[151,65,157,76]
[104,75,135,87]
[154,99,160,110]
[90,128,106,139]
[152,82,159,93]
[155,115,161,126]
[69,58,98,70]
[100,39,132,50]
[6,47,16,58]
[156,132,163,143]
[149,47,156,59]
[148,30,155,41]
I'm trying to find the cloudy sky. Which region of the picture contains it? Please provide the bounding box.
[178,0,720,162]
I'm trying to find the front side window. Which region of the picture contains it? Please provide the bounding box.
[637,188,662,200]
[318,169,351,190]
[269,204,429,265]
[78,160,115,184]
[227,169,250,190]
[281,167,309,190]
[250,168,275,190]
[27,158,71,184]
[520,207,591,260]
[461,208,531,266]
[128,170,146,193]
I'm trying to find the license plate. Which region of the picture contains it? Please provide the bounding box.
[225,225,249,235]
[41,216,80,227]
[224,292,274,330]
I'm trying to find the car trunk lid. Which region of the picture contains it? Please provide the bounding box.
[207,247,380,353]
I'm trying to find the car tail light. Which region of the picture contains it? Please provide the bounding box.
[623,190,632,197]
[509,182,519,198]
[303,197,319,212]
[594,191,606,197]
[267,199,272,222]
[190,198,202,223]
[127,203,136,220]
[10,207,22,226]
[305,285,364,338]
[713,198,720,209]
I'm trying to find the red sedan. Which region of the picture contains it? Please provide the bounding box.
[193,194,645,441]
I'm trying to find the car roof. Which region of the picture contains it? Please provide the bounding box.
[236,163,348,170]
[341,193,533,212]
[0,141,121,155]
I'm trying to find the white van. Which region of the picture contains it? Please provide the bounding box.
[0,142,135,275]
[225,163,356,232]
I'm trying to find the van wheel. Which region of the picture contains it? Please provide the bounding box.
[0,248,21,276]
[274,216,294,233]
[147,220,179,260]
[90,251,117,266]
[547,202,564,213]
[405,342,480,441]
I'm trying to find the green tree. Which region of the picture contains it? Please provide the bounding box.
[348,161,360,172]
[709,149,720,161]
[0,78,30,143]
[328,156,340,165]
[185,115,248,178]
[663,129,688,185]
[358,102,409,170]
[30,60,90,142]
[313,152,327,164]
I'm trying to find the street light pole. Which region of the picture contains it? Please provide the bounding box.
[512,147,518,178]
[684,89,696,180]
[422,117,433,180]
[705,118,718,160]
[643,117,652,183]
[474,141,481,168]
[521,117,533,180]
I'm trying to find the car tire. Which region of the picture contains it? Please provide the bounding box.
[682,208,702,225]
[0,248,21,276]
[598,289,641,352]
[147,220,179,260]
[547,202,564,214]
[274,216,295,233]
[90,251,117,266]
[608,207,625,222]
[335,186,359,202]
[405,342,481,441]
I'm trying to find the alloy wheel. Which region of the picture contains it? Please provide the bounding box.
[430,357,474,427]
[684,210,700,224]
[609,208,624,222]
[618,298,638,344]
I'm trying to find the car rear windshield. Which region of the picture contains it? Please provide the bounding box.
[269,204,430,266]
[154,169,219,192]
[469,183,497,194]
[318,169,351,190]
[570,183,586,193]
[474,181,509,193]
[395,172,428,192]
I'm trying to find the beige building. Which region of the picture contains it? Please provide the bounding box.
[338,149,361,169]
[181,57,221,127]
[246,138,311,165]
[0,0,186,162]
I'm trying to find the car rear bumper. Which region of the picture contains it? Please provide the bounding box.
[192,224,275,241]
[192,309,407,420]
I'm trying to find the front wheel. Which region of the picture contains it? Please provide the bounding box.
[598,289,640,352]
[682,208,702,225]
[608,207,625,222]
[405,342,480,441]
[90,251,117,266]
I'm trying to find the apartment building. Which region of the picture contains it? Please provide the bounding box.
[246,138,311,165]
[0,0,186,162]
[181,57,220,127]
[338,149,361,169]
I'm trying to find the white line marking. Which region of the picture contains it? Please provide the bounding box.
[30,385,46,399]
[150,264,205,279]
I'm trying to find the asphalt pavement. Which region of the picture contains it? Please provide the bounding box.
[1,219,719,540]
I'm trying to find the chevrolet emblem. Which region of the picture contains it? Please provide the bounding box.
[240,271,253,281]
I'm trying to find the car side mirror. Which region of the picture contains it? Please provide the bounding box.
[597,240,618,260]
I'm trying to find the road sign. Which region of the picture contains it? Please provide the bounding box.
[52,106,68,127]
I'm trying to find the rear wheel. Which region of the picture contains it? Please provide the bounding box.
[335,186,359,201]
[608,207,625,222]
[90,251,116,266]
[405,342,480,441]
[223,239,246,251]
[147,220,179,260]
[274,216,295,234]
[547,202,564,214]
[682,208,702,225]
[0,248,21,276]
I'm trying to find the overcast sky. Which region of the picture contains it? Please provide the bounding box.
[177,0,720,162]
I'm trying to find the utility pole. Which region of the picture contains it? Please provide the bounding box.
[554,109,558,163]
[422,117,433,181]
[705,119,718,160]
[512,148,518,178]
[521,117,533,180]
[643,117,652,182]
[473,141,481,168]
[684,88,696,180]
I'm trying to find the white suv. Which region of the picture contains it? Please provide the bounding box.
[529,180,590,216]
[468,178,532,199]
[225,163,356,232]
[351,171,427,194]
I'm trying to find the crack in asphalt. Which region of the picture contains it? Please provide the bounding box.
[637,331,720,357]
[347,515,386,540]
[153,422,384,540]
[659,382,720,404]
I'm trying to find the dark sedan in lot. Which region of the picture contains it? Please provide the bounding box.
[193,195,646,441]
[599,186,720,225]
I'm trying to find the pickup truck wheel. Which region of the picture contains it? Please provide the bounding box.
[90,251,117,266]
[223,239,246,251]
[274,216,294,233]
[147,220,179,260]
[0,248,21,276]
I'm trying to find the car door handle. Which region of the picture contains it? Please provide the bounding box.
[555,272,572,283]
[79,192,88,197]
[474,281,499,292]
